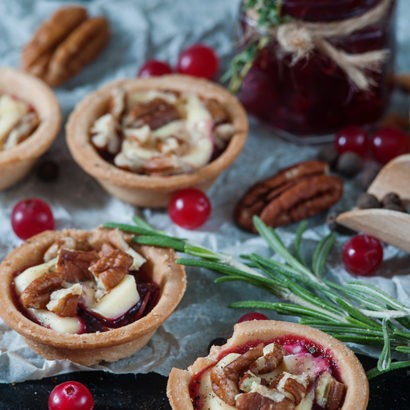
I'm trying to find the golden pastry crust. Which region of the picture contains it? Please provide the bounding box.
[0,67,61,190]
[167,320,369,410]
[0,228,186,365]
[66,74,248,207]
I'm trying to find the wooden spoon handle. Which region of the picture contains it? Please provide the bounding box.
[336,209,410,253]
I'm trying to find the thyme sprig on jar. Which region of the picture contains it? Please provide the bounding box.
[104,216,410,379]
[223,0,289,93]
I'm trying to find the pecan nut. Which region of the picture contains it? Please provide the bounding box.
[22,6,109,86]
[56,248,98,282]
[234,161,343,231]
[20,271,64,309]
[89,248,133,290]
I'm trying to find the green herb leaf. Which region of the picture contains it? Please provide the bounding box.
[377,319,392,371]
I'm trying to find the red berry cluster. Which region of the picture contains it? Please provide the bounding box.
[138,44,219,80]
[335,126,410,164]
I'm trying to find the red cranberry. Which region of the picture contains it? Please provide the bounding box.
[11,198,55,240]
[237,312,269,323]
[168,188,211,229]
[334,126,369,157]
[48,381,94,410]
[177,44,219,79]
[371,127,410,164]
[138,60,173,77]
[342,235,383,276]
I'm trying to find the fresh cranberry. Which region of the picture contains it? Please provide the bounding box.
[342,235,383,276]
[48,381,94,410]
[168,188,211,229]
[177,44,219,79]
[11,198,54,240]
[334,126,369,157]
[237,312,269,323]
[138,60,173,77]
[371,127,410,164]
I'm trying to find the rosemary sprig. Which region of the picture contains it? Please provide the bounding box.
[104,216,410,378]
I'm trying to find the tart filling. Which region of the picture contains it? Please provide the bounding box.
[189,337,346,410]
[0,94,39,151]
[13,230,159,334]
[90,88,236,176]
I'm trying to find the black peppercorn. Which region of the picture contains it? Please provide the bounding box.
[356,193,381,209]
[36,160,60,182]
[336,152,363,178]
[326,213,355,235]
[382,192,402,207]
[317,145,339,169]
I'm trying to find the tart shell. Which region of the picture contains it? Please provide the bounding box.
[0,229,186,366]
[0,68,61,190]
[167,320,369,410]
[66,74,248,207]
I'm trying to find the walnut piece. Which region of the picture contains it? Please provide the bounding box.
[89,248,133,291]
[47,283,82,317]
[56,248,98,282]
[20,271,64,309]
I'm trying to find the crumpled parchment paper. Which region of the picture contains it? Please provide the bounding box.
[0,0,409,384]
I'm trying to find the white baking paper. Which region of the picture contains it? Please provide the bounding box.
[0,0,409,383]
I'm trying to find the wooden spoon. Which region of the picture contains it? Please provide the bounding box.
[336,154,410,253]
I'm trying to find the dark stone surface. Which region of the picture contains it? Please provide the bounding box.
[0,355,408,409]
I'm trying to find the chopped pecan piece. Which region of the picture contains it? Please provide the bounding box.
[236,391,295,410]
[47,283,82,317]
[44,236,77,262]
[210,344,264,406]
[56,249,98,282]
[204,99,229,124]
[89,249,133,291]
[250,343,285,374]
[3,112,39,150]
[234,161,343,231]
[20,271,64,309]
[123,98,180,130]
[315,372,346,410]
[272,372,309,405]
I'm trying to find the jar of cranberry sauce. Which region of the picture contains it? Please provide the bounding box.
[238,0,396,142]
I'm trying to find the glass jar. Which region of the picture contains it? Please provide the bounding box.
[237,0,396,142]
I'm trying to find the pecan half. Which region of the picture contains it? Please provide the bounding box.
[271,373,309,405]
[234,161,343,231]
[236,392,295,410]
[315,372,346,410]
[56,249,98,282]
[21,6,109,86]
[89,248,133,291]
[211,344,264,406]
[20,271,64,309]
[47,283,82,317]
[123,98,180,130]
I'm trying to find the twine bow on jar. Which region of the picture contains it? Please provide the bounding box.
[246,0,393,90]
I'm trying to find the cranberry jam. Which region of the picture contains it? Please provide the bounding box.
[238,0,396,141]
[189,335,342,410]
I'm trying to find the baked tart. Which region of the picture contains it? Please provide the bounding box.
[0,67,61,190]
[66,74,248,207]
[0,228,186,365]
[167,320,368,410]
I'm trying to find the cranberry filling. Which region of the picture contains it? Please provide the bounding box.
[189,335,342,410]
[78,281,160,333]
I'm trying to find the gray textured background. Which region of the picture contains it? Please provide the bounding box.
[0,0,409,383]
